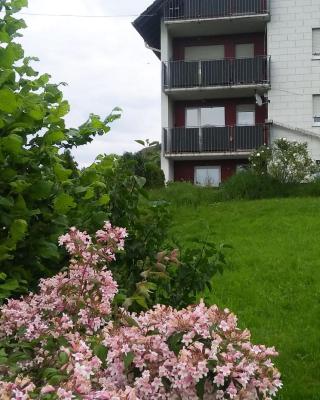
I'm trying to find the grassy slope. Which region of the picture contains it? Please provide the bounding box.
[169,198,320,400]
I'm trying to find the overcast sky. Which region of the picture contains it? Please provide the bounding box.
[19,0,160,167]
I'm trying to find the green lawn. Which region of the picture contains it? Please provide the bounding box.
[168,197,320,400]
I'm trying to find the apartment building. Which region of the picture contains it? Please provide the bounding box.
[134,0,320,185]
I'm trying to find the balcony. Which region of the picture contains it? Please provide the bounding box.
[163,0,269,21]
[163,124,268,156]
[162,56,270,99]
[163,0,269,39]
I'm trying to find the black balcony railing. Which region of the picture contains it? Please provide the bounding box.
[163,56,270,89]
[163,124,268,154]
[163,0,269,21]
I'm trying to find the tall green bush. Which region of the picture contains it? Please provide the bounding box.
[123,140,165,189]
[250,138,317,183]
[0,0,121,298]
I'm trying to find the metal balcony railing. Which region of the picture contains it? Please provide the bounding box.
[162,56,270,90]
[163,124,268,154]
[163,0,269,21]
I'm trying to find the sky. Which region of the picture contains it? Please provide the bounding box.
[19,0,160,167]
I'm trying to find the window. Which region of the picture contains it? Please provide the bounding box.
[313,95,320,126]
[236,104,255,126]
[186,107,225,127]
[194,166,221,187]
[312,29,320,58]
[186,108,199,127]
[185,45,225,61]
[235,43,254,59]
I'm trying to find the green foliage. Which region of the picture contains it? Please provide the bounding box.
[221,170,320,201]
[153,238,228,309]
[250,138,318,183]
[150,181,220,207]
[249,145,272,175]
[123,140,165,189]
[0,1,121,299]
[221,170,283,200]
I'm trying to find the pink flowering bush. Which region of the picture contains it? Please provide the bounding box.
[0,222,282,399]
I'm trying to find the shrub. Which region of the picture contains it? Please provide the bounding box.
[0,0,122,299]
[0,223,282,399]
[250,139,318,183]
[150,182,220,207]
[221,171,283,200]
[123,140,165,189]
[0,0,167,302]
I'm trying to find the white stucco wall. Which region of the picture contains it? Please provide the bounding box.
[268,0,320,158]
[160,22,174,181]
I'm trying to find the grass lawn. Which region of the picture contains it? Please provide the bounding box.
[168,197,320,400]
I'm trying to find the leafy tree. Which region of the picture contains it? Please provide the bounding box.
[0,0,120,298]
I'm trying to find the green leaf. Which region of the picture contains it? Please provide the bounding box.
[83,187,95,200]
[133,295,148,309]
[28,181,54,200]
[0,196,13,208]
[135,140,145,146]
[53,193,76,214]
[28,104,45,120]
[98,194,110,206]
[11,0,28,11]
[0,70,15,86]
[167,332,184,356]
[0,272,7,281]
[58,351,69,365]
[10,179,31,193]
[196,378,206,399]
[0,279,20,291]
[56,100,70,117]
[93,344,108,363]
[43,368,60,378]
[44,131,66,145]
[123,351,134,370]
[0,88,18,113]
[8,219,28,245]
[2,134,23,153]
[0,30,10,43]
[37,241,59,259]
[48,375,66,386]
[122,315,140,328]
[54,164,72,182]
[0,43,24,68]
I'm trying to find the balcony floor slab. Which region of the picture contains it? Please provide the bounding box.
[164,152,251,160]
[164,84,270,100]
[166,14,270,38]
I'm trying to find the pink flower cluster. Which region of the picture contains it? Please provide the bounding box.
[103,302,282,399]
[0,222,282,399]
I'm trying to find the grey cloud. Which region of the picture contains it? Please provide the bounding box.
[20,0,160,167]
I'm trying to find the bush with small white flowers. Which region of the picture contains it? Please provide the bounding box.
[250,139,317,183]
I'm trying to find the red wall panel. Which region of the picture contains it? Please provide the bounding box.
[172,33,266,61]
[174,99,267,127]
[174,159,249,183]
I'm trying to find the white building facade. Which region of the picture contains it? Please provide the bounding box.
[268,0,320,160]
[134,0,320,184]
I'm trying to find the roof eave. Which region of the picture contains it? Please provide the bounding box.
[132,0,164,59]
